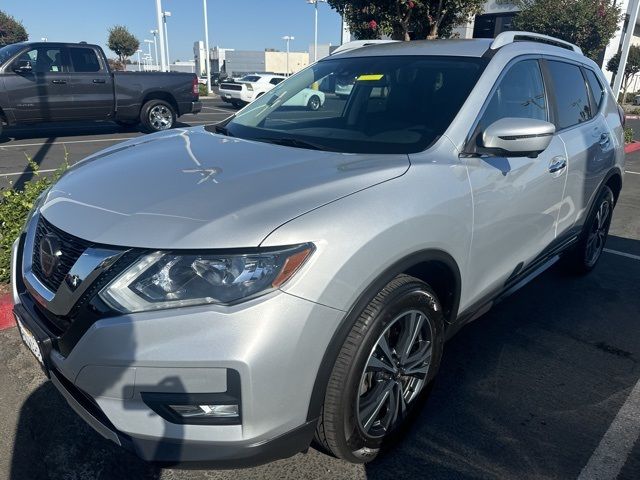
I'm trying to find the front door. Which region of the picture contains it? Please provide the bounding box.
[4,45,71,122]
[464,59,568,303]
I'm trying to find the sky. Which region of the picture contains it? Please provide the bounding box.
[1,0,344,61]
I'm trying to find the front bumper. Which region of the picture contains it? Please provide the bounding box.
[11,231,344,466]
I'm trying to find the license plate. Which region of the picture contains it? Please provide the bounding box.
[16,316,44,366]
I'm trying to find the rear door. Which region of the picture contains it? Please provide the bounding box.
[66,46,113,120]
[464,59,568,302]
[4,45,71,122]
[542,60,616,235]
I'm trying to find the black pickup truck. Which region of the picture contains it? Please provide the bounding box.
[0,41,202,135]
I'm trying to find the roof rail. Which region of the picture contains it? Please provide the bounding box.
[490,31,583,55]
[330,40,399,56]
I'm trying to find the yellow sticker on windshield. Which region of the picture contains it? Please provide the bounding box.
[357,74,384,81]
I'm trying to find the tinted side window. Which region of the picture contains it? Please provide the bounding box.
[270,78,284,85]
[584,68,604,108]
[69,48,101,72]
[479,59,547,131]
[547,61,591,129]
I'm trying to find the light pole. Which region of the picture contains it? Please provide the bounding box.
[162,11,172,70]
[282,36,294,76]
[150,29,159,70]
[136,49,142,71]
[155,0,168,71]
[144,39,154,69]
[203,0,212,95]
[307,0,326,62]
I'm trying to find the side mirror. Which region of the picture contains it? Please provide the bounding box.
[482,117,555,157]
[13,60,33,74]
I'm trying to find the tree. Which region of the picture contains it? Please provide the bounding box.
[107,25,139,63]
[328,0,485,41]
[0,10,28,47]
[607,45,640,101]
[514,0,621,61]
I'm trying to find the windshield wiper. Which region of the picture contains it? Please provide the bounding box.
[212,124,233,136]
[258,137,327,151]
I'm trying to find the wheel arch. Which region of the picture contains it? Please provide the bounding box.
[141,91,178,114]
[306,248,461,422]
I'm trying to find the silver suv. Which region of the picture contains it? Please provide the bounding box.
[12,32,624,467]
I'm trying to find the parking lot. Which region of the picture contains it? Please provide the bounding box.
[0,111,639,480]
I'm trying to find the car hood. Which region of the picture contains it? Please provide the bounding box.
[39,127,409,249]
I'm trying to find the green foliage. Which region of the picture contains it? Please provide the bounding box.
[515,0,621,61]
[198,83,208,97]
[624,127,634,144]
[0,157,68,283]
[107,25,139,63]
[0,10,28,46]
[328,0,485,41]
[607,46,640,101]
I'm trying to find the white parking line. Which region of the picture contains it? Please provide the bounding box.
[0,137,135,148]
[1,168,58,177]
[603,248,640,261]
[202,106,235,113]
[625,171,640,175]
[577,379,640,480]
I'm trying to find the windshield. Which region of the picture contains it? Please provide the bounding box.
[241,75,261,82]
[222,55,487,154]
[0,44,23,66]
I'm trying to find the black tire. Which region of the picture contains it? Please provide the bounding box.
[315,274,444,463]
[231,100,243,108]
[563,185,615,274]
[140,99,176,133]
[307,95,321,111]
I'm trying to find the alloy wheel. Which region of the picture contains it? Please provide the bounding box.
[149,105,173,130]
[585,198,611,266]
[357,310,433,439]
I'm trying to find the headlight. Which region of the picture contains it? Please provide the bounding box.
[99,244,314,313]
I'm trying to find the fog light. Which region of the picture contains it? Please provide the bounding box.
[169,404,239,418]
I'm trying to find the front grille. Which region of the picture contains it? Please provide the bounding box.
[31,216,92,292]
[220,83,242,91]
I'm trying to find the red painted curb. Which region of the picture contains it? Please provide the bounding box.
[0,293,15,331]
[625,142,640,154]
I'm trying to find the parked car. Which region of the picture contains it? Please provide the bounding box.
[0,41,201,135]
[13,32,624,467]
[283,87,325,110]
[334,74,356,98]
[219,73,285,107]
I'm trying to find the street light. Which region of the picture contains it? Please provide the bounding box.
[144,39,154,69]
[282,35,294,76]
[136,49,142,72]
[307,0,327,62]
[203,0,212,95]
[162,11,172,70]
[150,29,159,70]
[154,0,167,72]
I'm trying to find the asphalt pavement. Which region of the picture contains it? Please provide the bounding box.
[0,113,639,480]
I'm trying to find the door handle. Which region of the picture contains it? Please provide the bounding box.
[92,79,106,84]
[599,133,610,148]
[51,79,66,84]
[549,156,567,174]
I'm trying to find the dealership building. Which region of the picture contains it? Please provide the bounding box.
[455,0,640,91]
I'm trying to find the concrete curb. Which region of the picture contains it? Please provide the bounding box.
[0,293,14,330]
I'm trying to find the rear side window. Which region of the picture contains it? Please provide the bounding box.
[478,59,547,131]
[546,61,591,129]
[584,68,604,109]
[69,48,101,72]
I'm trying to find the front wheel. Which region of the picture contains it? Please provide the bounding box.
[307,95,321,111]
[140,99,176,133]
[563,185,614,273]
[315,274,444,463]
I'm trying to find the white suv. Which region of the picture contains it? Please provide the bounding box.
[13,32,624,467]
